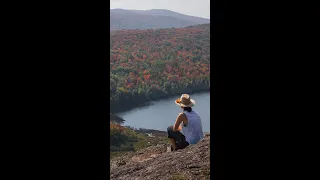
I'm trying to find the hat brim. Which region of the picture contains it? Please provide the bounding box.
[175,99,195,107]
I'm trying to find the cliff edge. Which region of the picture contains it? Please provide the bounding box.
[110,134,210,180]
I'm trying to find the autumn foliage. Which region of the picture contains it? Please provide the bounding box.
[110,122,139,152]
[110,24,210,113]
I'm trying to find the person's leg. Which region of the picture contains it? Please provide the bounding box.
[169,138,178,150]
[167,126,187,151]
[167,126,178,150]
[178,140,189,149]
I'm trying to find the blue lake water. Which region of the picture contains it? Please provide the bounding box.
[117,92,210,133]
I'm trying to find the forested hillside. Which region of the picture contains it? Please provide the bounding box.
[110,24,210,113]
[110,9,210,31]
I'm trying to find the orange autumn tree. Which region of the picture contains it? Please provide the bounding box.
[110,24,210,113]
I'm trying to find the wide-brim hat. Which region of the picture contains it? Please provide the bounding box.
[175,94,195,107]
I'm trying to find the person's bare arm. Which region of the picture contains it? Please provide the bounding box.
[173,113,186,131]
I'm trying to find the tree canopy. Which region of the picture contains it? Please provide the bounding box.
[110,24,210,113]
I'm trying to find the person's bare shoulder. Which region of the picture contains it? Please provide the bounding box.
[177,112,186,118]
[178,112,187,122]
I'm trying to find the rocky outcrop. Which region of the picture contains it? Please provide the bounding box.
[110,134,210,180]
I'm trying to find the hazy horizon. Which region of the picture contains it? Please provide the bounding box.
[110,0,210,19]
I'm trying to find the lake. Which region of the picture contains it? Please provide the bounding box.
[117,92,210,133]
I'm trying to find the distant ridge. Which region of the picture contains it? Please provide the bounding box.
[110,9,210,31]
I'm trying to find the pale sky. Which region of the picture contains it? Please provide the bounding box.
[110,0,210,19]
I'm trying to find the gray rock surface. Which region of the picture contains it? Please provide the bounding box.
[110,134,210,180]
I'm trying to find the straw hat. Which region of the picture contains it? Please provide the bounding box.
[175,94,195,107]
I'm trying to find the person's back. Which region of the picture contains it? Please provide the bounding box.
[182,110,203,144]
[167,94,204,151]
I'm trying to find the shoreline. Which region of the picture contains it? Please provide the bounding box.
[111,89,210,114]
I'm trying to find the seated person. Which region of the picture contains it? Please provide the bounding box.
[167,94,204,151]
